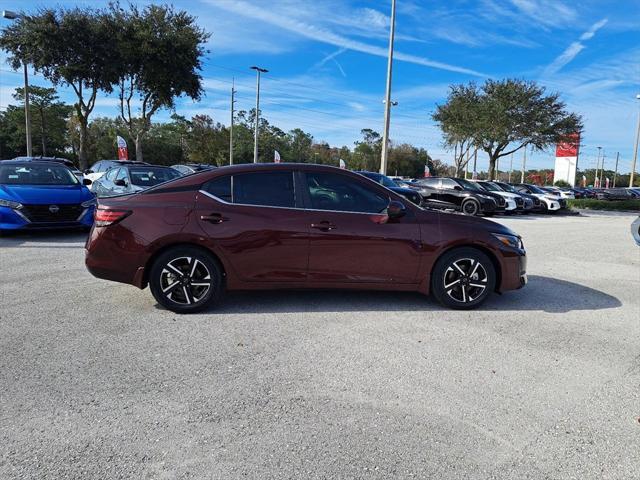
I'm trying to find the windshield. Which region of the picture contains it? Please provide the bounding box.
[456,178,484,192]
[129,167,180,187]
[361,172,397,188]
[0,164,79,185]
[495,182,516,193]
[480,182,501,192]
[527,184,546,194]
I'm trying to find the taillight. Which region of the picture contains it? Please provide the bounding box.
[94,208,131,227]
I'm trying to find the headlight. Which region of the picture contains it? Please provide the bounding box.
[492,233,523,249]
[81,198,97,208]
[0,198,23,210]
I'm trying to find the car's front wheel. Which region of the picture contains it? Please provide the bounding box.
[149,246,224,313]
[431,247,496,309]
[461,199,480,216]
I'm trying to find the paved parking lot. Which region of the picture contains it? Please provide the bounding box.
[1,212,639,479]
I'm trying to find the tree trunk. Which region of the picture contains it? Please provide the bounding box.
[487,154,497,180]
[40,108,47,156]
[135,132,143,162]
[78,119,89,171]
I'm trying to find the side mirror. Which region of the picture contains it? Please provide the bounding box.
[453,185,463,191]
[387,200,406,219]
[84,169,93,174]
[82,178,92,186]
[114,179,127,187]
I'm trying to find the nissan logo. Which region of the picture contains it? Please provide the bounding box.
[49,205,60,213]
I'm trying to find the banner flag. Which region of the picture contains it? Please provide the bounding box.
[274,150,281,163]
[116,136,128,161]
[424,164,430,177]
[605,177,610,188]
[339,159,346,169]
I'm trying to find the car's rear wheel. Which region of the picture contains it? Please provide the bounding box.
[431,247,496,309]
[149,246,224,313]
[462,199,480,216]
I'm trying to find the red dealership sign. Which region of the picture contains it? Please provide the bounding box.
[555,133,580,157]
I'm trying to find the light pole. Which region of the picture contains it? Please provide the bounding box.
[250,66,268,163]
[229,78,236,165]
[595,146,602,187]
[3,10,32,157]
[630,94,640,187]
[379,0,396,175]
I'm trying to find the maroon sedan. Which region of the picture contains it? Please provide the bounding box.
[85,164,527,312]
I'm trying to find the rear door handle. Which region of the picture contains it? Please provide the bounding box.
[200,213,227,224]
[311,221,336,231]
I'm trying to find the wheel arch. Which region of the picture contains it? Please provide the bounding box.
[428,243,502,294]
[141,242,227,288]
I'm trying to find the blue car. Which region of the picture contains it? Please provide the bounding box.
[0,160,96,232]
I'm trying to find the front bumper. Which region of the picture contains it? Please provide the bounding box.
[0,205,94,230]
[500,250,527,292]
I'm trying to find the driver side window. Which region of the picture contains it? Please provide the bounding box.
[305,172,388,213]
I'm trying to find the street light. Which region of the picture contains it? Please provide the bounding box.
[250,66,268,163]
[379,0,396,175]
[630,94,640,187]
[3,10,32,157]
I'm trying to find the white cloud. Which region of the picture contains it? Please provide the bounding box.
[202,0,485,76]
[543,18,608,76]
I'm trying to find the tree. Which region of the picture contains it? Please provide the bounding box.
[13,86,73,156]
[0,7,122,169]
[112,3,209,162]
[433,79,583,180]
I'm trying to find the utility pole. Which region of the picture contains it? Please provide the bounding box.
[613,152,619,187]
[595,146,602,187]
[508,153,513,183]
[379,0,396,175]
[472,149,478,179]
[229,78,236,165]
[520,146,527,183]
[631,94,640,187]
[3,10,32,156]
[250,66,268,163]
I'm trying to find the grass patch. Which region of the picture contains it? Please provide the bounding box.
[568,199,640,211]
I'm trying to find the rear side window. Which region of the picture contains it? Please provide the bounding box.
[234,172,295,208]
[419,178,439,188]
[203,172,295,208]
[204,176,232,202]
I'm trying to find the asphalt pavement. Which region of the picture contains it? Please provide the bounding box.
[1,212,639,479]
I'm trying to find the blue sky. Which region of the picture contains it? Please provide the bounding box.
[0,0,639,173]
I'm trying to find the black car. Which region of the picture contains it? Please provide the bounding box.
[493,181,543,211]
[596,188,638,201]
[413,177,506,216]
[92,165,181,197]
[356,171,423,206]
[171,163,218,176]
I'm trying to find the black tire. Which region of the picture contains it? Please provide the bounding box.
[461,199,480,216]
[431,247,496,310]
[149,246,224,313]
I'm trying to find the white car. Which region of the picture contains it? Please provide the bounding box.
[84,160,148,190]
[541,186,575,200]
[474,180,524,213]
[513,184,562,211]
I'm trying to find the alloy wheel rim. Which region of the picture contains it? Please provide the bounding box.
[443,258,488,303]
[463,202,477,215]
[160,256,212,305]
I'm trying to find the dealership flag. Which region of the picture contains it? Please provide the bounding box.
[605,177,610,188]
[582,175,587,187]
[339,159,346,169]
[274,150,281,163]
[116,136,128,160]
[424,164,430,177]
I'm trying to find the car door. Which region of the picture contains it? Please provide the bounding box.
[302,170,421,284]
[438,178,464,208]
[417,178,446,208]
[196,170,310,283]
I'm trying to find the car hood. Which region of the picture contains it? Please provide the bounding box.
[0,184,93,204]
[493,191,520,199]
[418,209,519,237]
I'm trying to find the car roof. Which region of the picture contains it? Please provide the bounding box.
[0,160,74,168]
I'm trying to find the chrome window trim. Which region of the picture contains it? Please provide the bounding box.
[198,189,389,216]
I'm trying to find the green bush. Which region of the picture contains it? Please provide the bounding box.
[554,180,571,188]
[568,199,640,211]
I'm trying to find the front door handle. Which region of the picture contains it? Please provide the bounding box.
[201,213,227,224]
[311,221,336,231]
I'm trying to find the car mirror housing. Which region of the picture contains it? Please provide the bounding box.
[453,185,463,191]
[114,179,127,187]
[387,200,406,219]
[82,178,92,186]
[84,169,94,174]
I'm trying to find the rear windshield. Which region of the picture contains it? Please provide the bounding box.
[0,164,79,185]
[129,167,180,187]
